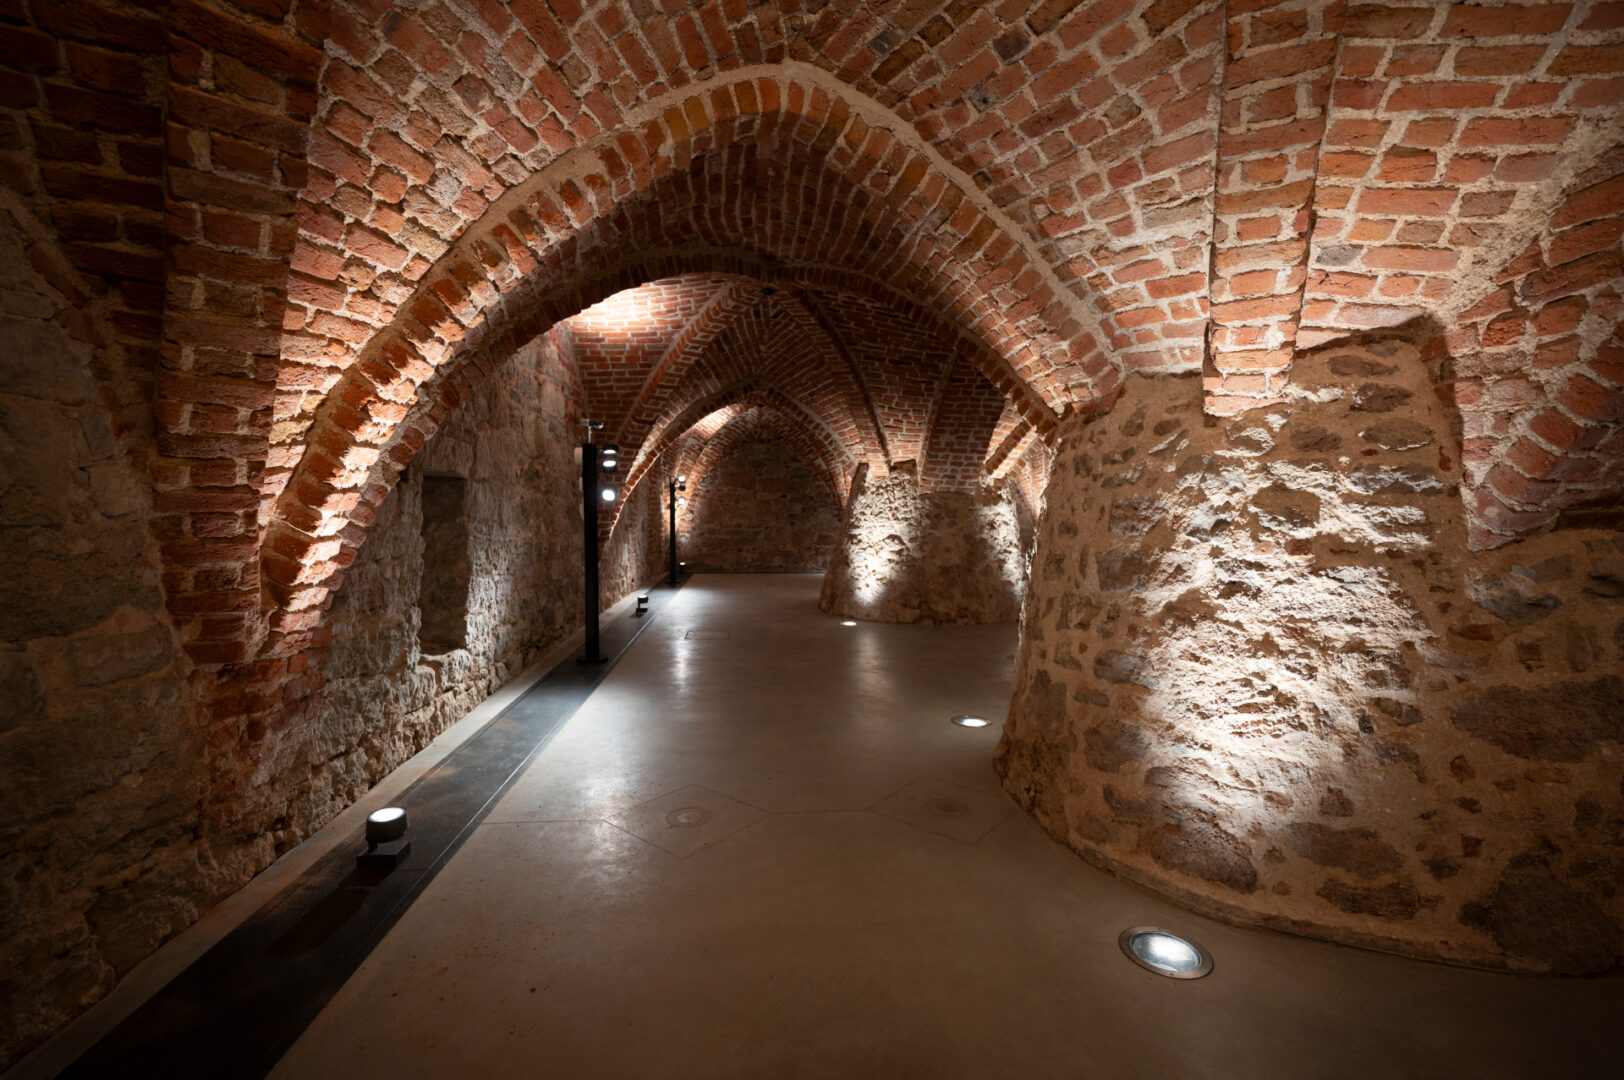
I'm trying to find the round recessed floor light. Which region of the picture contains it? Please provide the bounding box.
[665,806,712,828]
[840,620,857,626]
[1118,926,1212,979]
[951,714,991,728]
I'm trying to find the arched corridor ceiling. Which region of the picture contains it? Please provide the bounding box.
[666,401,849,509]
[4,0,1616,657]
[563,272,1013,511]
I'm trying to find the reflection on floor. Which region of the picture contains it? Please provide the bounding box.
[271,574,1611,1079]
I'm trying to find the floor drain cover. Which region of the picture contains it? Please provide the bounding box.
[925,797,969,818]
[665,807,713,828]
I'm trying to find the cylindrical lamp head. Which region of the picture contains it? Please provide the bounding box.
[366,807,408,845]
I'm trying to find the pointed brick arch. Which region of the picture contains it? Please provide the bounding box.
[615,278,767,447]
[619,380,856,517]
[672,403,849,510]
[920,352,1013,494]
[252,74,1100,652]
[770,288,891,471]
[607,288,880,485]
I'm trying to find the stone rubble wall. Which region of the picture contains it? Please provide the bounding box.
[679,439,841,573]
[599,469,665,609]
[820,462,1026,625]
[0,319,667,1067]
[998,338,1624,974]
[316,331,594,830]
[0,206,197,1065]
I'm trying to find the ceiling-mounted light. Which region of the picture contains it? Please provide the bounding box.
[951,714,991,728]
[601,444,618,456]
[601,457,618,471]
[1118,927,1212,979]
[600,487,617,502]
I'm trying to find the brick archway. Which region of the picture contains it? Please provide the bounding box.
[616,378,855,520]
[669,401,851,511]
[241,72,1105,660]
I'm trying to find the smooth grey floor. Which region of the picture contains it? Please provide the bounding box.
[271,574,1618,1080]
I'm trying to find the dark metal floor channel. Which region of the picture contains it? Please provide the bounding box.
[58,584,683,1079]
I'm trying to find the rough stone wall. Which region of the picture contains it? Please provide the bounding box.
[679,439,840,573]
[821,463,1026,625]
[0,205,196,1065]
[0,320,626,1068]
[998,338,1624,974]
[599,467,664,609]
[315,330,588,828]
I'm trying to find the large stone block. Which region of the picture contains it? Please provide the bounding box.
[998,344,1624,974]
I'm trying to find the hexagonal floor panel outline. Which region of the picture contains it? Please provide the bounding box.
[606,785,765,858]
[871,777,1014,845]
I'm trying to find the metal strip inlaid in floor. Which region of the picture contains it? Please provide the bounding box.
[56,584,683,1080]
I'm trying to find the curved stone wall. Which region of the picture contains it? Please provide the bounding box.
[820,463,1026,625]
[997,339,1624,975]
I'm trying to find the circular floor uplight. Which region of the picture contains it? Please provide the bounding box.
[951,714,991,728]
[365,806,408,845]
[840,620,858,626]
[1118,926,1213,979]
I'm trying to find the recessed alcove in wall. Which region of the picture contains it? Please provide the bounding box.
[418,474,471,655]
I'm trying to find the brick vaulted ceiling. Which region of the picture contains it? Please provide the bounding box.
[562,272,1013,508]
[2,0,1621,665]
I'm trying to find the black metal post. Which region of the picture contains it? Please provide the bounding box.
[581,440,604,662]
[668,476,678,586]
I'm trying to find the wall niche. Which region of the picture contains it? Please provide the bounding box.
[418,473,470,654]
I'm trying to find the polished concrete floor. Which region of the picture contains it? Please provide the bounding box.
[267,575,1613,1079]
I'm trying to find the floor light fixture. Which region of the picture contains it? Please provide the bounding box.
[1118,926,1213,979]
[358,807,410,870]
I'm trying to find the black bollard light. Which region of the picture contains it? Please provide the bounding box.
[579,423,615,663]
[667,473,687,585]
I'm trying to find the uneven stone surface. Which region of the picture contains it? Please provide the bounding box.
[680,439,840,573]
[0,208,195,1067]
[600,471,664,610]
[998,340,1624,975]
[0,321,661,1066]
[305,331,638,851]
[821,464,1027,625]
